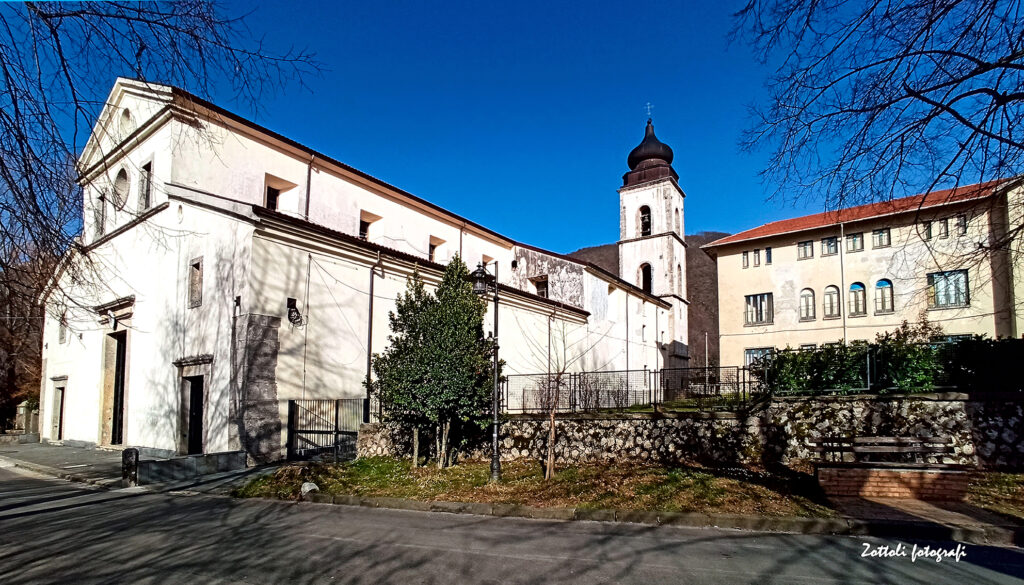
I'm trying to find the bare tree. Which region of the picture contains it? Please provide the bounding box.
[0,1,318,318]
[0,2,317,405]
[734,1,1024,212]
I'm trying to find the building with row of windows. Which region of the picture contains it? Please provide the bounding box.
[38,79,690,461]
[704,182,1024,366]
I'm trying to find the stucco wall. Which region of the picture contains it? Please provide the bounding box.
[716,197,1019,367]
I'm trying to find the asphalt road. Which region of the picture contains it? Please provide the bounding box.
[0,465,1022,585]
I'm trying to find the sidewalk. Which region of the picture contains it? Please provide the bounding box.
[0,442,275,494]
[0,442,124,487]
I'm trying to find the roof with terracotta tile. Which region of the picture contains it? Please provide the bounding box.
[703,180,1006,248]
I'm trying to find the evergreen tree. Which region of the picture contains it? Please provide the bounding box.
[369,256,495,467]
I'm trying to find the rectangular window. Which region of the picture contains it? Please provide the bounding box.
[188,257,203,308]
[534,277,549,298]
[94,192,106,238]
[797,241,814,260]
[58,314,67,344]
[927,270,969,308]
[872,228,891,248]
[742,251,749,268]
[821,236,838,256]
[139,162,153,210]
[428,243,437,262]
[923,221,932,240]
[765,247,772,265]
[846,232,864,252]
[744,347,773,367]
[265,186,280,211]
[744,293,773,325]
[957,214,968,235]
[753,249,761,267]
[358,219,370,240]
[799,344,816,352]
[939,218,949,239]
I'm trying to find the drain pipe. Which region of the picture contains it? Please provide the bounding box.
[364,253,383,422]
[304,155,315,220]
[839,222,848,344]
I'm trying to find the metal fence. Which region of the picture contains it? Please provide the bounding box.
[502,366,763,414]
[286,399,366,460]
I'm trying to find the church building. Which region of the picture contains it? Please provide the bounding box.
[38,79,691,462]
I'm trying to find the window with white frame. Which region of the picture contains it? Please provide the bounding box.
[923,221,933,240]
[799,344,816,351]
[823,285,841,318]
[848,282,866,316]
[939,218,949,238]
[872,228,891,248]
[957,214,968,235]
[765,247,772,265]
[745,347,773,367]
[875,279,894,313]
[846,232,864,252]
[744,293,773,325]
[797,240,813,259]
[753,249,761,267]
[822,236,839,256]
[799,288,815,321]
[742,251,749,268]
[927,270,969,308]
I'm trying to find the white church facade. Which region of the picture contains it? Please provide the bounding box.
[38,79,690,461]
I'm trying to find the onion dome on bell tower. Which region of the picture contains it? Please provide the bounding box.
[623,118,678,188]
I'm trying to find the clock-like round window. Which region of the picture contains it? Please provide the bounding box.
[113,168,129,209]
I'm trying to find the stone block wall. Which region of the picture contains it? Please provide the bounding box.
[357,393,1024,470]
[235,314,282,464]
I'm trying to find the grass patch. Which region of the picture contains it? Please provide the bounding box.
[234,456,835,518]
[968,472,1024,521]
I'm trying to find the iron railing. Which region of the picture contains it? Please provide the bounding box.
[286,399,366,460]
[502,366,763,414]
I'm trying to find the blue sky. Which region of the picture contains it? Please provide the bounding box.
[219,0,821,252]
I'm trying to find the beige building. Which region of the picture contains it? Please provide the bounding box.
[704,181,1024,367]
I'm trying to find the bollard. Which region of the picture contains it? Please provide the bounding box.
[122,447,139,487]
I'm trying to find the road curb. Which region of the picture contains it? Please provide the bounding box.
[294,491,1022,547]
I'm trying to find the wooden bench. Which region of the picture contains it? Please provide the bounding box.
[809,436,971,500]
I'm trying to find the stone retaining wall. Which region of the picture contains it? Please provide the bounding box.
[357,393,1024,469]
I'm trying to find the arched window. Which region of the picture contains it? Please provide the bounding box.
[676,264,682,295]
[849,282,866,316]
[799,288,815,321]
[875,279,894,313]
[639,206,652,236]
[674,208,681,234]
[639,263,652,293]
[823,285,840,318]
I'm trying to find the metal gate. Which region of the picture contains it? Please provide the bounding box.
[286,399,365,461]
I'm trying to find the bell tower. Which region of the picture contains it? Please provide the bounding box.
[618,119,688,363]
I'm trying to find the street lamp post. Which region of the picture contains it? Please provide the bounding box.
[471,261,501,482]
